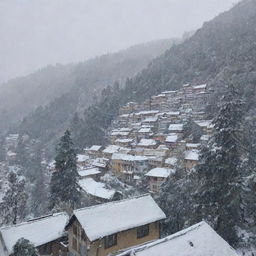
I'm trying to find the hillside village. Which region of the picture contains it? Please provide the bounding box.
[73,82,213,200]
[0,83,235,256]
[1,82,214,203]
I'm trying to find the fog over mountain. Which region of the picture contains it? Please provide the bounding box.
[0,0,239,83]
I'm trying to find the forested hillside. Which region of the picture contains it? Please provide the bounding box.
[59,0,256,150]
[0,38,176,133]
[17,0,256,151]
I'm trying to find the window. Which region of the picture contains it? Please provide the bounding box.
[104,234,117,249]
[137,224,149,239]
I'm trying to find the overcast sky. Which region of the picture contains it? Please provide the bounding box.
[0,0,239,83]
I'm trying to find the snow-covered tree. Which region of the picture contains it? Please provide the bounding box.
[159,174,195,236]
[193,86,244,245]
[0,172,28,225]
[13,238,37,256]
[15,135,28,167]
[30,145,48,217]
[49,130,80,210]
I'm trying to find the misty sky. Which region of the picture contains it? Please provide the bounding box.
[0,0,239,83]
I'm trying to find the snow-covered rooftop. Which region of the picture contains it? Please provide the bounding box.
[103,145,122,154]
[165,157,178,166]
[193,84,207,90]
[146,168,175,178]
[195,120,213,128]
[186,143,200,148]
[138,139,157,147]
[79,178,116,200]
[135,110,159,116]
[0,212,68,255]
[114,221,238,256]
[168,124,183,131]
[92,158,109,168]
[115,139,134,144]
[71,195,165,242]
[185,150,199,161]
[78,168,101,178]
[77,154,89,162]
[138,127,152,133]
[143,117,158,123]
[166,134,178,143]
[89,145,102,151]
[112,153,148,162]
[166,111,180,116]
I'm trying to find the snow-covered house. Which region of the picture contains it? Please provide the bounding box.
[78,167,101,181]
[137,139,158,149]
[113,221,238,256]
[0,212,69,256]
[168,123,184,133]
[185,150,199,172]
[65,195,166,256]
[145,168,175,193]
[87,145,104,159]
[91,157,109,172]
[165,133,179,149]
[78,178,121,203]
[111,153,148,181]
[164,156,178,169]
[77,154,90,168]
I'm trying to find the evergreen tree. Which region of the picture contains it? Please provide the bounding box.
[30,145,48,217]
[183,116,203,143]
[239,117,256,250]
[70,112,83,148]
[159,174,195,236]
[13,238,37,256]
[49,130,80,210]
[0,172,28,225]
[0,136,6,162]
[193,86,244,245]
[15,135,28,167]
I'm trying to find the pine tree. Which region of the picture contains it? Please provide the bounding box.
[193,86,244,245]
[183,116,203,143]
[0,136,6,162]
[15,135,28,167]
[159,175,195,236]
[13,238,37,256]
[70,112,83,148]
[30,145,48,217]
[0,172,28,225]
[49,130,80,210]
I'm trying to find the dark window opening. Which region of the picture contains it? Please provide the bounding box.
[137,224,149,239]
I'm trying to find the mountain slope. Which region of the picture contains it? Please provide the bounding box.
[71,0,256,148]
[0,38,177,132]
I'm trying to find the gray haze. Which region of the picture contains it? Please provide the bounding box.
[0,0,239,83]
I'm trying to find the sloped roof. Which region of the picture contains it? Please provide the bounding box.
[166,134,178,143]
[114,221,238,256]
[78,168,101,177]
[79,178,116,200]
[146,168,175,178]
[185,150,199,161]
[168,124,183,131]
[89,145,102,151]
[71,195,165,242]
[165,157,178,166]
[0,212,68,255]
[112,153,147,162]
[138,139,157,147]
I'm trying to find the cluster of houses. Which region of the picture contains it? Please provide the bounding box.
[0,195,238,256]
[73,83,214,201]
